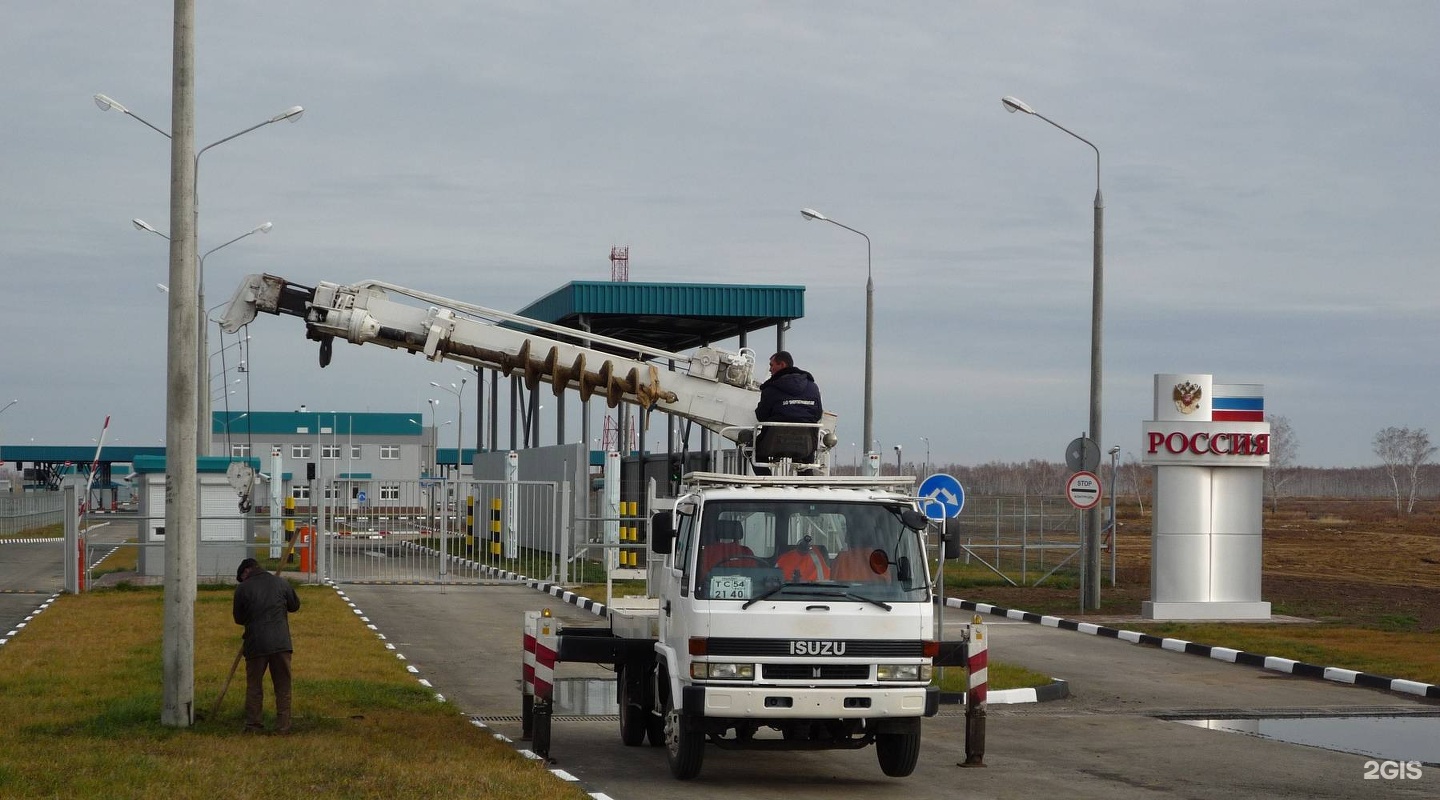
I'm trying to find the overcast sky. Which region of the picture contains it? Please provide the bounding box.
[3,2,1437,468]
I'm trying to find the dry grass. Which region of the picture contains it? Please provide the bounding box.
[0,584,589,800]
[949,498,1440,686]
[1134,623,1440,686]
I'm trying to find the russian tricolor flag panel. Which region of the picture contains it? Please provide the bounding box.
[1211,384,1264,422]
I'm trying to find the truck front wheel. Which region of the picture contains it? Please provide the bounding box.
[662,687,704,779]
[875,719,921,777]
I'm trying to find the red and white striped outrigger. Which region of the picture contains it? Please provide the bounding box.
[521,609,560,758]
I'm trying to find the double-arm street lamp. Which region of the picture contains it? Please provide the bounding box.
[135,218,271,452]
[800,208,874,467]
[430,376,468,473]
[1002,95,1104,610]
[98,93,301,455]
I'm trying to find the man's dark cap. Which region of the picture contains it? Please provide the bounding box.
[236,558,260,582]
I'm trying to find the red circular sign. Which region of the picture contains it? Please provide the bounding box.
[1066,471,1102,510]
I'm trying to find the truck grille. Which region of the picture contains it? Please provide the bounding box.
[706,638,924,657]
[763,664,871,680]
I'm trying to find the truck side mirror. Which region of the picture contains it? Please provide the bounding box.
[650,512,675,555]
[942,529,963,560]
[899,509,929,531]
[938,517,965,560]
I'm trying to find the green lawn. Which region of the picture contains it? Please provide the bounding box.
[0,582,588,800]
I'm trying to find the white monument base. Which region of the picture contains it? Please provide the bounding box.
[1142,600,1271,621]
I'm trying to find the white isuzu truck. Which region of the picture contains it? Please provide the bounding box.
[590,470,944,779]
[221,273,959,780]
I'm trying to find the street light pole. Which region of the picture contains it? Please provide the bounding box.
[135,219,270,454]
[99,94,301,456]
[430,379,466,474]
[800,208,873,469]
[1002,95,1104,610]
[427,399,440,478]
[1108,445,1120,587]
[457,363,482,455]
[921,436,930,476]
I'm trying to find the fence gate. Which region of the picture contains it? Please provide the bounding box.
[319,478,565,585]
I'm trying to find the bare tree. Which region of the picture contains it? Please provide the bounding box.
[1373,426,1437,514]
[1264,415,1298,512]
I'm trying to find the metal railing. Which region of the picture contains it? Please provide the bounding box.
[0,493,65,536]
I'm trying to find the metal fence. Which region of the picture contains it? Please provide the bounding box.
[319,478,566,585]
[0,493,64,536]
[945,495,1091,586]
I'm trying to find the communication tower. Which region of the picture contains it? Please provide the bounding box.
[610,245,629,282]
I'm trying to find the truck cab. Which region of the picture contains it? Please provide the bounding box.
[639,473,940,779]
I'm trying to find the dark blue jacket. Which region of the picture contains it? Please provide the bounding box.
[756,366,823,423]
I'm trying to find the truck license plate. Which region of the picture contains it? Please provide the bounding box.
[709,574,751,600]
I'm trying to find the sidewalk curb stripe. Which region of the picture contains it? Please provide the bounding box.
[949,597,1440,700]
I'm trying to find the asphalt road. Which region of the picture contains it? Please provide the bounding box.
[339,582,1440,800]
[0,518,134,637]
[0,540,62,637]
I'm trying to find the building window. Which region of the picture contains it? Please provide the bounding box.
[321,444,341,460]
[380,483,401,500]
[351,444,362,460]
[379,445,400,460]
[230,444,250,458]
[323,484,341,500]
[291,485,310,500]
[291,444,312,459]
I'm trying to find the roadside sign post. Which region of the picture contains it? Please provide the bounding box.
[1065,470,1103,609]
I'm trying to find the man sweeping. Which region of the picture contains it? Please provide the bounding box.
[233,557,301,734]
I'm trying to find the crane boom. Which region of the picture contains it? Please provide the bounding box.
[219,273,839,444]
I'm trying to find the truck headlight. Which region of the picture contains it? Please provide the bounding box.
[691,662,755,680]
[877,664,931,682]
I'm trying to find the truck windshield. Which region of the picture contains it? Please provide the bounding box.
[692,499,930,603]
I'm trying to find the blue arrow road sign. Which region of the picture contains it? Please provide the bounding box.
[918,473,965,520]
[357,490,368,504]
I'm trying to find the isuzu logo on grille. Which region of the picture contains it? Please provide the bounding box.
[789,640,847,656]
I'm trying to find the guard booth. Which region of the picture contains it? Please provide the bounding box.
[133,455,258,579]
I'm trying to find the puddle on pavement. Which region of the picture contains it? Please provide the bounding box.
[551,677,618,716]
[1176,715,1440,764]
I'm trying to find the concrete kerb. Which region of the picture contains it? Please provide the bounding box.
[949,597,1440,701]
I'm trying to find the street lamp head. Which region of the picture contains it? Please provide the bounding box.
[1001,95,1035,115]
[94,94,126,113]
[133,218,168,239]
[272,106,305,123]
[256,222,273,234]
[800,208,827,222]
[156,283,169,294]
[1109,445,1121,455]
